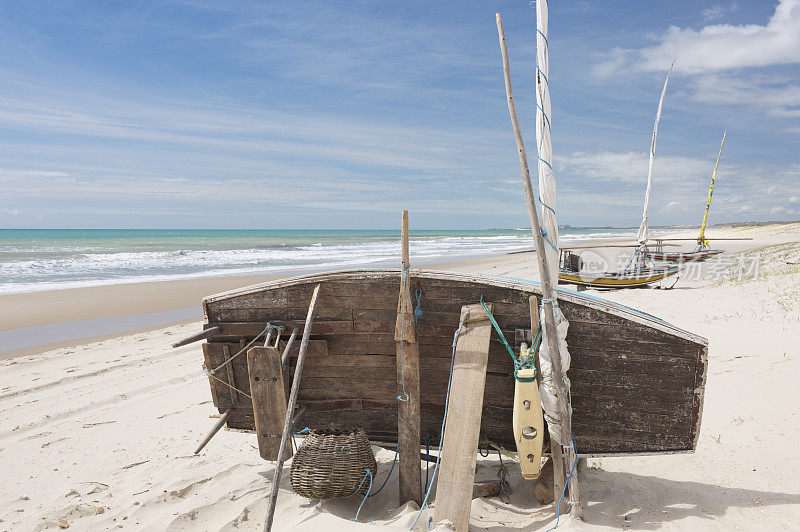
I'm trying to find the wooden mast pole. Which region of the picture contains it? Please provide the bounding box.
[395,210,422,505]
[264,284,321,532]
[496,13,581,518]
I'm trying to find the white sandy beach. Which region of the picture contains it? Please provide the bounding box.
[2,224,800,531]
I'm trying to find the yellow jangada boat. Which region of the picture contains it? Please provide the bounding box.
[558,249,679,288]
[646,132,727,263]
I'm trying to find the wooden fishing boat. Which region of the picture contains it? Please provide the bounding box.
[198,268,706,456]
[645,248,722,263]
[558,250,679,289]
[558,266,680,288]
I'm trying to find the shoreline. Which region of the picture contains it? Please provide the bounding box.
[1,226,791,359]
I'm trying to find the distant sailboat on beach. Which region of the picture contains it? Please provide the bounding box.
[559,63,679,289]
[647,132,728,262]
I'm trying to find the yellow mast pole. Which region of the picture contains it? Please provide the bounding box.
[697,131,726,250]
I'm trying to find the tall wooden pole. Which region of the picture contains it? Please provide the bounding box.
[395,210,422,506]
[264,284,321,532]
[496,13,581,518]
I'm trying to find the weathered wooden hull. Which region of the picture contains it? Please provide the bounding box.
[200,269,707,456]
[558,266,679,289]
[646,249,723,262]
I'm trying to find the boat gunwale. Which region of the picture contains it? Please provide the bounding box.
[202,268,707,347]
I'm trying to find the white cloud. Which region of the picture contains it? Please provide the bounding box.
[660,200,687,213]
[598,0,800,75]
[3,208,20,216]
[767,185,777,193]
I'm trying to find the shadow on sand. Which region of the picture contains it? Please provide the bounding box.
[574,467,800,530]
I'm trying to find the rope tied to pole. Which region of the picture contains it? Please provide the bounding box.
[479,297,539,382]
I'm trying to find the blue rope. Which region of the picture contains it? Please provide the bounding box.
[349,468,374,522]
[409,311,469,530]
[538,196,556,214]
[414,287,424,321]
[541,229,559,253]
[368,447,398,497]
[537,28,549,48]
[546,437,578,532]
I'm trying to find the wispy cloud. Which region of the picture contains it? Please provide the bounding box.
[701,2,740,22]
[688,72,800,119]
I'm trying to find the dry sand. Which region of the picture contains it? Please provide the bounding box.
[1,224,800,530]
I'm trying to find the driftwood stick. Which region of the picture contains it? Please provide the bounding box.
[280,327,299,365]
[264,284,321,532]
[497,12,581,518]
[193,408,232,454]
[395,210,422,506]
[172,326,221,348]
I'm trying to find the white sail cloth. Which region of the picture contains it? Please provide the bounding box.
[636,61,675,245]
[535,0,571,445]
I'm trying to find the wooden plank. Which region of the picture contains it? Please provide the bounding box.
[247,346,289,460]
[205,321,353,337]
[434,303,493,532]
[206,340,328,360]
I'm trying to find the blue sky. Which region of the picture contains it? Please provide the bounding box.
[0,0,798,229]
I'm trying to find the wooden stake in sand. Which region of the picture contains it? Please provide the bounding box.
[395,210,423,506]
[264,284,321,532]
[193,408,232,455]
[496,12,581,517]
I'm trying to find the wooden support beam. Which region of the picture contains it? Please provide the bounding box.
[433,303,493,532]
[533,457,555,505]
[247,346,289,460]
[395,209,422,506]
[280,327,299,365]
[172,326,221,348]
[264,284,321,532]
[530,296,565,501]
[193,408,232,455]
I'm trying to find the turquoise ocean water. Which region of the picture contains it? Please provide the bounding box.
[0,228,635,295]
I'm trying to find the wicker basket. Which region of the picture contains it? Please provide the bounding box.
[290,430,377,499]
